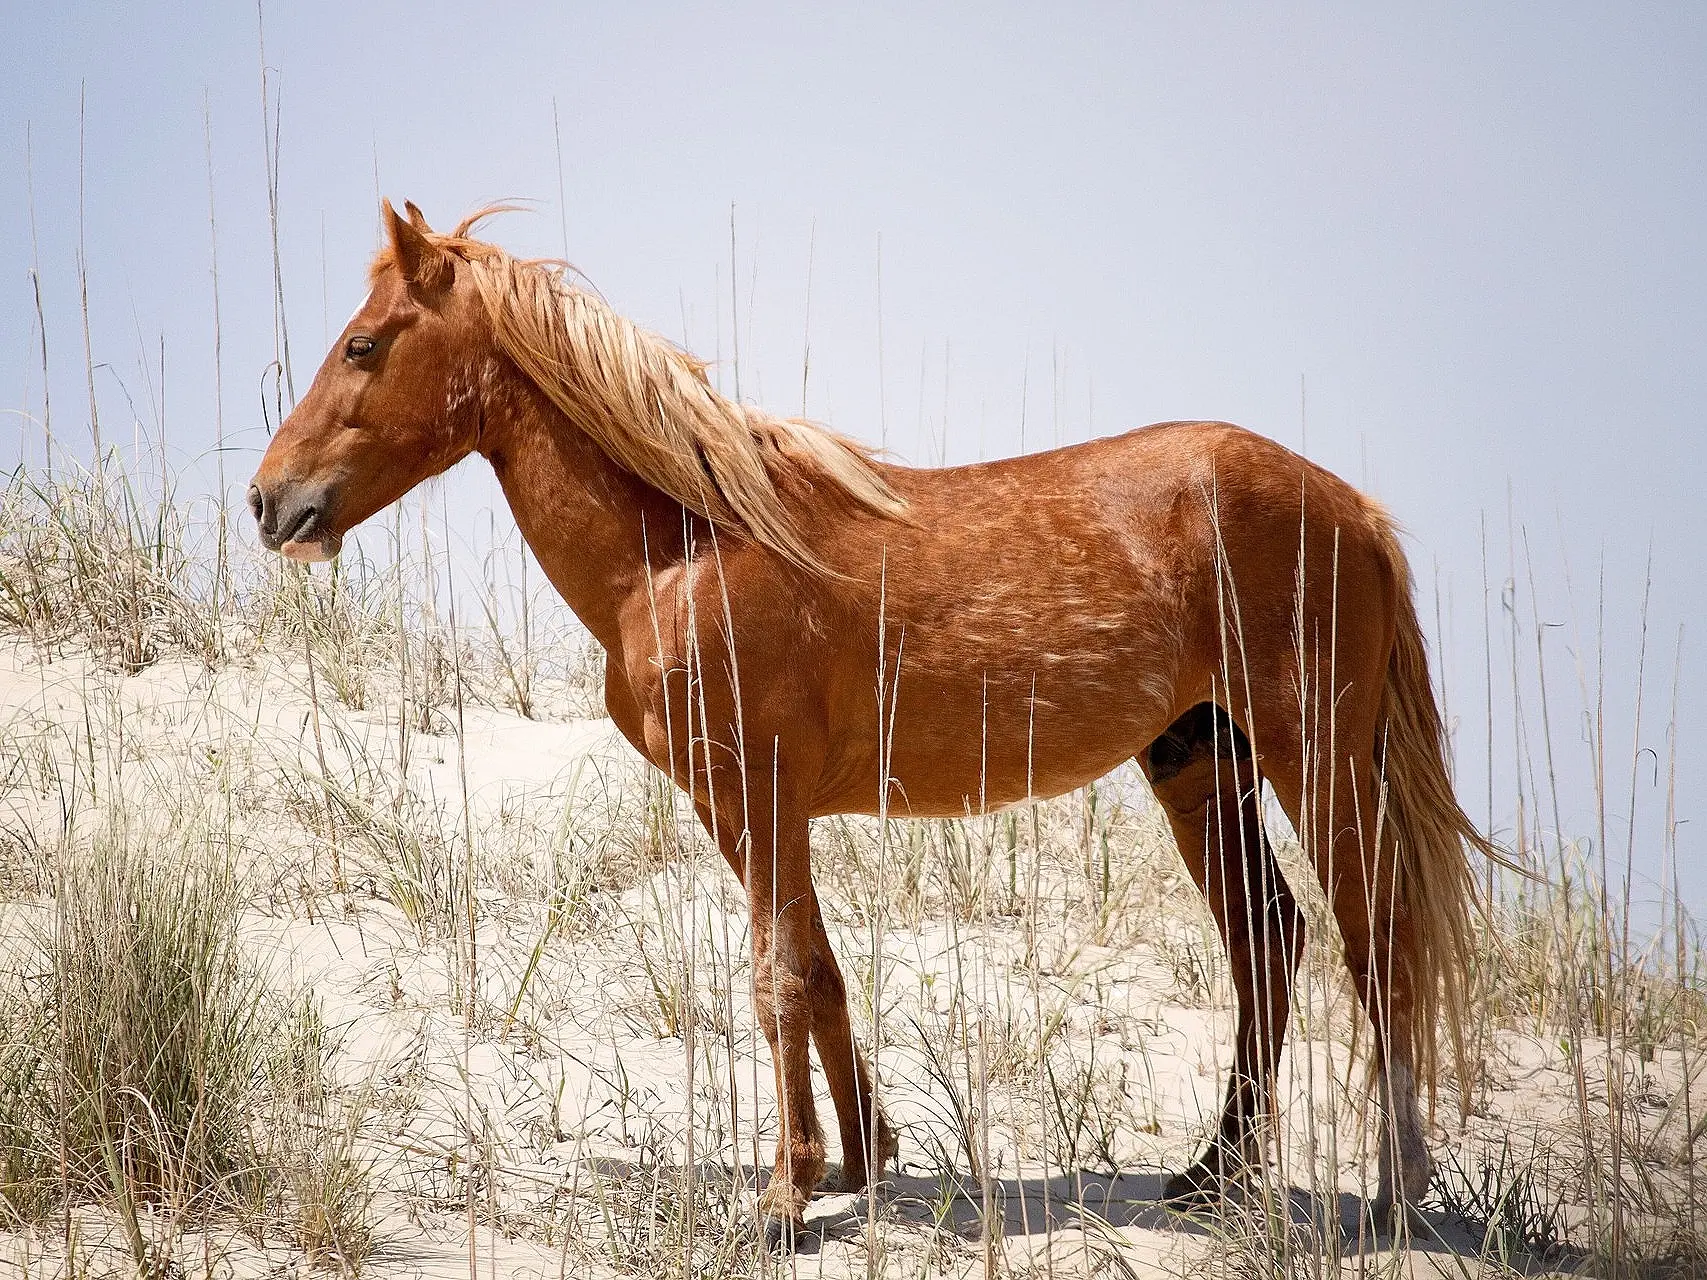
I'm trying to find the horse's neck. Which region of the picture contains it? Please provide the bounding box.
[479,373,686,650]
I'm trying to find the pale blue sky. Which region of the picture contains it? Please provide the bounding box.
[3,4,1702,913]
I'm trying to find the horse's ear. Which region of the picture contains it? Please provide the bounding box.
[383,198,450,292]
[404,200,433,234]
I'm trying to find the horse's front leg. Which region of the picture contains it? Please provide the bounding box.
[700,799,827,1243]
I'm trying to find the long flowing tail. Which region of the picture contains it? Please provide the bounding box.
[1371,518,1503,1108]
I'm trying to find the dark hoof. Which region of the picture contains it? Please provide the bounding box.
[1369,1193,1422,1238]
[820,1155,893,1195]
[764,1213,815,1253]
[819,1163,865,1195]
[825,1120,899,1195]
[1162,1161,1233,1209]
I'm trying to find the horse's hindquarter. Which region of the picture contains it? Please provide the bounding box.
[806,428,1219,817]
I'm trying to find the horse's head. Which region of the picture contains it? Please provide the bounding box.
[248,200,488,562]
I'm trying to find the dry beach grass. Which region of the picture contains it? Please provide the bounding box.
[0,456,1700,1279]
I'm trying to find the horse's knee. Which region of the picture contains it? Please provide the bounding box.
[753,952,813,1035]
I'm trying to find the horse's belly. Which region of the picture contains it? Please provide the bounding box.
[807,592,1186,818]
[816,691,1163,818]
[883,747,1142,818]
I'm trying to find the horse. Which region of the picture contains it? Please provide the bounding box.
[249,201,1496,1243]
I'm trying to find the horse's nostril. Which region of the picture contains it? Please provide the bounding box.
[247,485,264,523]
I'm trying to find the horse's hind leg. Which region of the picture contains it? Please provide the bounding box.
[1263,739,1430,1226]
[1312,751,1430,1221]
[1141,703,1305,1204]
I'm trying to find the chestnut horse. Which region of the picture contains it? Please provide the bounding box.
[250,203,1495,1240]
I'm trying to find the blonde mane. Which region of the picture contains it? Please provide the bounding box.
[376,210,905,573]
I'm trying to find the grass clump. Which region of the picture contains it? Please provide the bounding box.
[1429,1136,1574,1267]
[0,462,216,672]
[0,811,372,1268]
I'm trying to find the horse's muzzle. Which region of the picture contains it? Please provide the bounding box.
[249,479,342,563]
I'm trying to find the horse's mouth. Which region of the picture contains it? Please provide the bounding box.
[279,509,343,563]
[280,532,343,563]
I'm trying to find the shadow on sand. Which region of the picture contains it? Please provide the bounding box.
[476,1154,1585,1273]
[793,1165,1586,1273]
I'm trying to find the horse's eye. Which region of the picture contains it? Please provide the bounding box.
[345,335,377,361]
